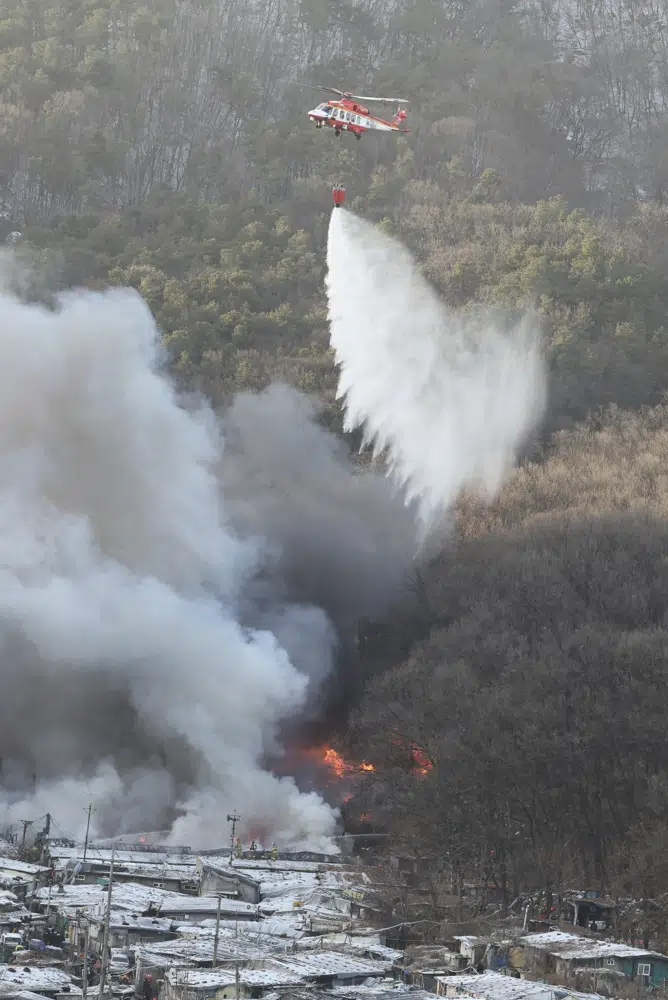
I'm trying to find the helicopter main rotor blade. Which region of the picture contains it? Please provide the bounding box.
[285,82,345,97]
[351,95,410,103]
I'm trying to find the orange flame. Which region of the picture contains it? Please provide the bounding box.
[323,747,346,778]
[315,746,376,778]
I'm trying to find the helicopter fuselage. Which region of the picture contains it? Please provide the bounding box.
[308,98,408,137]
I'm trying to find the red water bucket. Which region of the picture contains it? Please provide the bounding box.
[332,185,346,207]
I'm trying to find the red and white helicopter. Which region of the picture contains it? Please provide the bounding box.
[304,85,409,139]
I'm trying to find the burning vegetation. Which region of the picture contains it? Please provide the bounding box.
[307,738,432,786]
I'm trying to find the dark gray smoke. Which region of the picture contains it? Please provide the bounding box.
[219,384,419,717]
[0,280,420,849]
[222,384,418,627]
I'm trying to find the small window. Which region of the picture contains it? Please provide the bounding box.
[152,882,164,888]
[346,112,352,121]
[606,959,615,966]
[638,964,652,977]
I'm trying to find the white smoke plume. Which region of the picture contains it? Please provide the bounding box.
[0,282,340,852]
[326,210,547,528]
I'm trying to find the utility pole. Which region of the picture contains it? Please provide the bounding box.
[97,845,116,1000]
[212,895,221,967]
[82,804,96,863]
[227,813,240,864]
[82,923,89,1000]
[18,820,32,849]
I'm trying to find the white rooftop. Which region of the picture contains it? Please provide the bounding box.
[277,950,391,977]
[0,860,48,877]
[329,990,437,999]
[158,895,257,916]
[166,962,306,988]
[258,870,370,900]
[441,971,605,1000]
[0,908,30,925]
[203,858,349,874]
[81,862,197,882]
[47,848,198,869]
[259,887,354,920]
[136,932,278,965]
[521,931,666,961]
[0,965,73,993]
[314,934,403,963]
[95,910,176,933]
[8,991,58,1000]
[35,881,173,915]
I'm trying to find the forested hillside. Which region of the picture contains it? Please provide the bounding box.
[4,0,668,422]
[351,405,668,936]
[5,0,668,922]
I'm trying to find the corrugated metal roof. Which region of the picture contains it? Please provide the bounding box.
[0,909,31,924]
[103,911,176,933]
[158,896,257,916]
[330,987,436,999]
[47,849,198,869]
[0,860,48,877]
[0,965,73,992]
[204,859,350,874]
[521,932,667,961]
[440,972,604,1000]
[35,881,172,915]
[277,950,390,977]
[166,962,306,988]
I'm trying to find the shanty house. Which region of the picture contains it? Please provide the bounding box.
[0,860,49,902]
[198,861,259,903]
[0,965,75,998]
[273,950,391,986]
[46,848,199,895]
[436,971,603,1000]
[156,896,258,923]
[63,861,197,894]
[87,912,179,954]
[0,890,31,935]
[521,931,668,986]
[198,858,366,907]
[34,881,174,919]
[163,963,306,1000]
[563,893,616,931]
